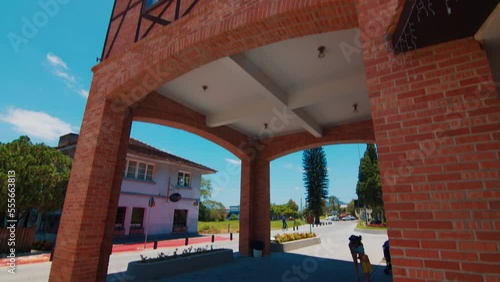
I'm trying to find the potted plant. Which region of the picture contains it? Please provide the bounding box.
[251,240,265,257]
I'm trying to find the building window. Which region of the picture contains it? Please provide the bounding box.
[130,208,145,229]
[177,171,191,187]
[124,160,154,181]
[115,207,126,230]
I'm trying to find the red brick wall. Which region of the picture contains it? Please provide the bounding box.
[356,1,500,281]
[49,91,133,281]
[239,156,271,256]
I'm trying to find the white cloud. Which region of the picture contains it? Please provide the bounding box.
[54,69,76,83]
[225,158,241,166]
[78,89,89,98]
[46,52,88,99]
[294,186,301,191]
[0,108,75,142]
[46,53,68,69]
[282,163,294,170]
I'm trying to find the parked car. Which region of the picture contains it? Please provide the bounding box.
[342,215,356,221]
[325,215,339,221]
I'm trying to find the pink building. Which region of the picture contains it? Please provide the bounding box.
[57,133,215,237]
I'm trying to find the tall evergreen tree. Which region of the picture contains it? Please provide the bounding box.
[356,144,384,221]
[302,147,329,224]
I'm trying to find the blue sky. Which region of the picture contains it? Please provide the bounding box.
[1,1,365,208]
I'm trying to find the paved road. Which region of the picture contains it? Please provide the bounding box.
[0,221,391,282]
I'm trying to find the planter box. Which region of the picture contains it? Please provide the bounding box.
[271,237,321,253]
[126,249,233,280]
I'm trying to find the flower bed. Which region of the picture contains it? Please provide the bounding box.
[271,233,321,252]
[273,232,316,243]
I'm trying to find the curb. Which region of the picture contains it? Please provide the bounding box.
[354,228,388,235]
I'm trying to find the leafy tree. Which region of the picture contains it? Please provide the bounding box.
[200,177,212,200]
[327,195,341,215]
[286,199,299,212]
[270,200,300,220]
[198,199,226,222]
[347,199,356,216]
[356,144,384,221]
[0,136,72,226]
[302,147,329,224]
[198,177,228,221]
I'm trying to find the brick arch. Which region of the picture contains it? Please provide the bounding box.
[92,0,359,107]
[261,119,376,161]
[133,92,249,160]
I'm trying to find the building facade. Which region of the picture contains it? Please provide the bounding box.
[57,133,215,237]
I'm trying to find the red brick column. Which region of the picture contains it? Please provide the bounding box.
[48,93,132,281]
[239,155,271,256]
[357,1,500,281]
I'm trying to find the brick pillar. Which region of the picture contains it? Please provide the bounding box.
[357,1,500,281]
[239,155,271,256]
[48,94,132,281]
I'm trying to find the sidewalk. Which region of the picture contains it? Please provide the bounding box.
[0,233,230,266]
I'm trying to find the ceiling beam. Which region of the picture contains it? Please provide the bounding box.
[206,70,366,129]
[206,99,274,127]
[226,54,323,137]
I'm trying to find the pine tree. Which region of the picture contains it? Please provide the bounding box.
[302,147,329,224]
[356,144,384,221]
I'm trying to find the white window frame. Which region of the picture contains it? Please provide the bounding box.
[124,159,154,181]
[177,171,191,187]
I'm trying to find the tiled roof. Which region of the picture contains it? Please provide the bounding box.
[128,138,216,174]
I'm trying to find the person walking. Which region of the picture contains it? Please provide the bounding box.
[281,215,288,230]
[348,235,371,282]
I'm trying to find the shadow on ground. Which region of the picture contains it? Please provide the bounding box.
[107,252,393,282]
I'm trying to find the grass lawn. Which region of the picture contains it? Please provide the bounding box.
[198,220,239,234]
[198,219,307,234]
[356,221,387,230]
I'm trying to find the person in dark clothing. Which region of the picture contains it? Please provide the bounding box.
[281,215,287,230]
[383,240,392,274]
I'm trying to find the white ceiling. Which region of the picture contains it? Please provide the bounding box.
[475,3,500,92]
[157,28,371,139]
[475,2,500,43]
